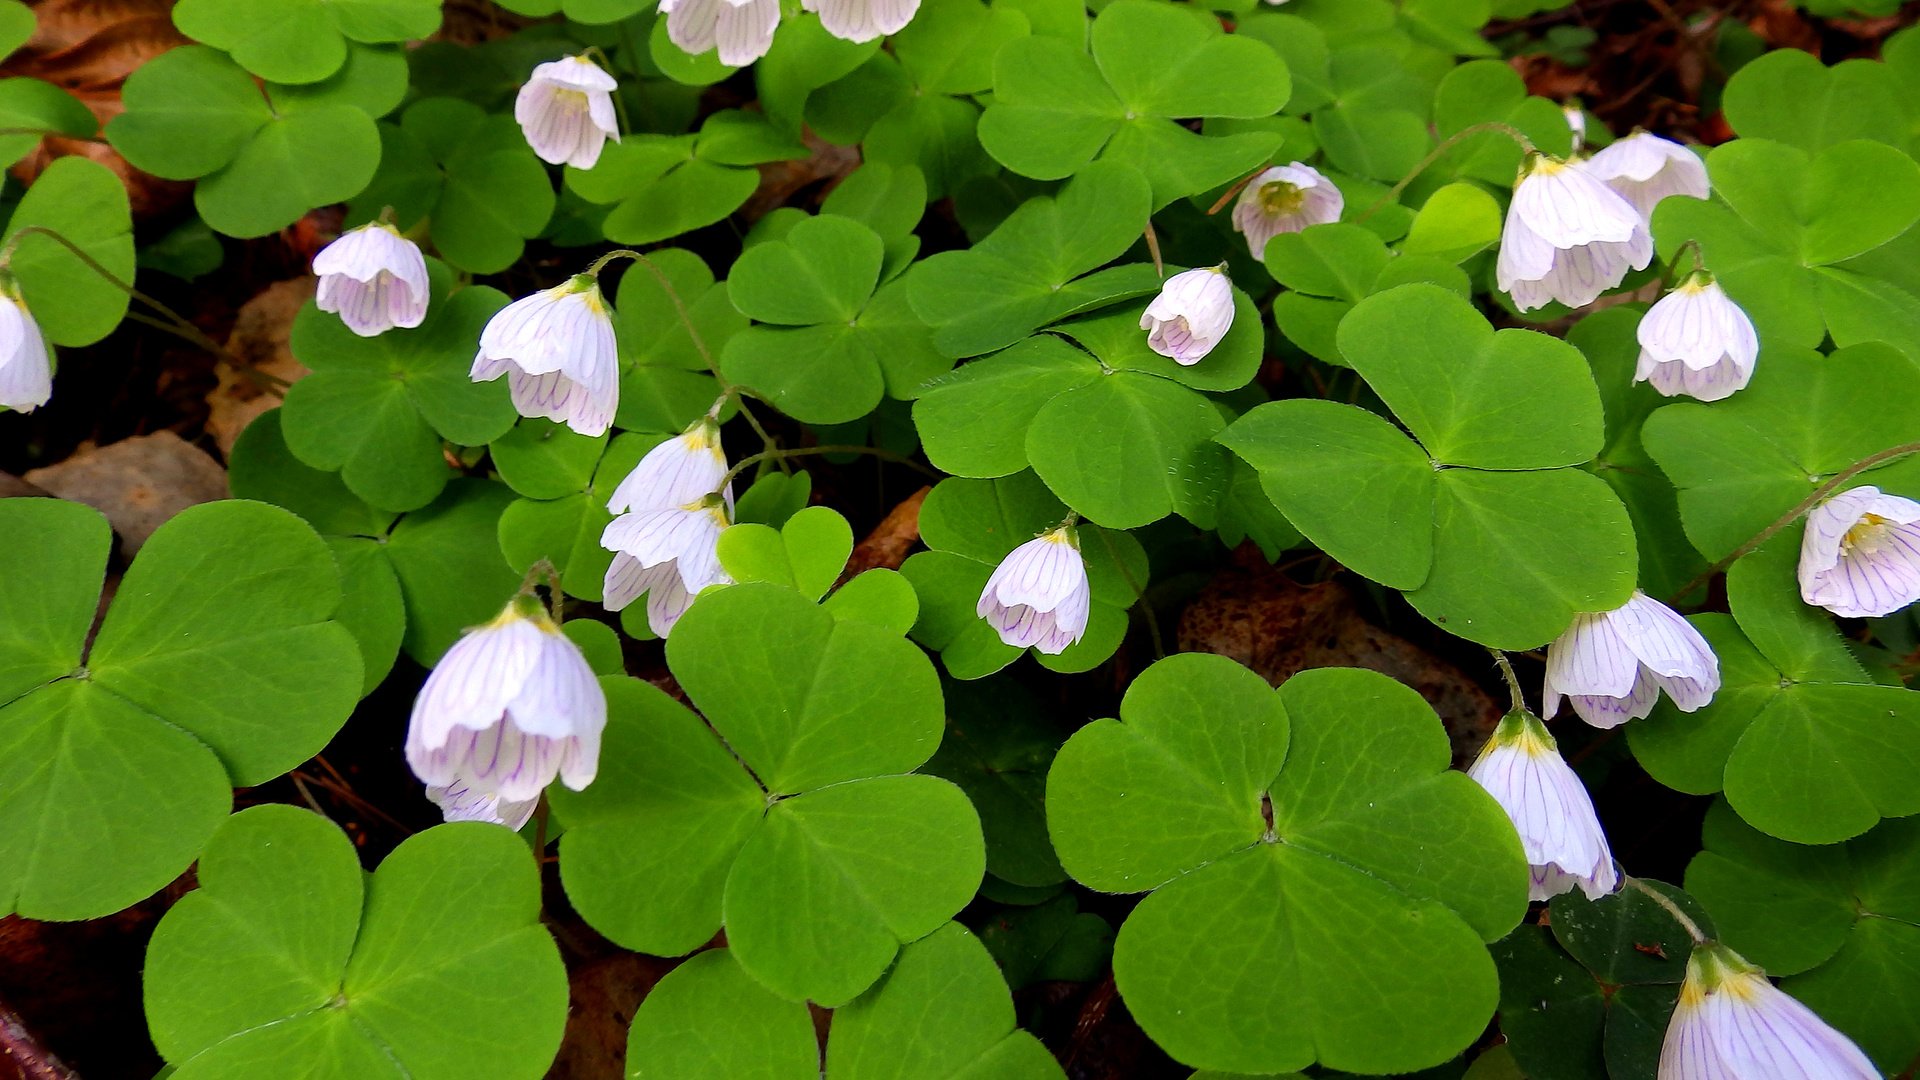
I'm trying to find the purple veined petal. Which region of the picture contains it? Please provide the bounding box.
[1467,718,1617,902]
[530,54,619,93]
[427,778,539,830]
[1660,951,1879,1080]
[606,425,731,515]
[1497,205,1560,292]
[471,350,516,382]
[407,614,550,752]
[803,0,921,41]
[1566,668,1661,729]
[1231,163,1343,260]
[710,0,780,65]
[0,297,51,412]
[1141,267,1234,364]
[981,531,1088,615]
[1511,159,1643,249]
[503,626,608,741]
[456,717,569,804]
[1545,610,1644,702]
[1608,592,1719,695]
[644,564,701,637]
[986,600,1062,651]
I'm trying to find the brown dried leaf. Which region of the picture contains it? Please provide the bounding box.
[742,131,861,222]
[839,485,927,585]
[205,277,314,454]
[1177,570,1500,767]
[23,430,229,552]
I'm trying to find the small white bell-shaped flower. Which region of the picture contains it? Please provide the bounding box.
[1659,943,1879,1080]
[313,221,430,337]
[406,595,606,818]
[659,0,781,67]
[472,274,619,437]
[1635,272,1759,402]
[515,54,620,170]
[1584,130,1709,224]
[1140,266,1235,365]
[427,778,538,832]
[1798,485,1920,619]
[1231,162,1344,260]
[606,415,732,516]
[1497,153,1652,312]
[601,496,732,637]
[1543,591,1720,729]
[803,0,920,42]
[0,279,52,413]
[1467,710,1619,902]
[977,526,1091,655]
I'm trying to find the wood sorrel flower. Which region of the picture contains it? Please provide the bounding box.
[312,222,429,337]
[0,279,51,413]
[1659,943,1879,1080]
[472,274,618,437]
[514,54,620,170]
[427,778,538,831]
[606,416,732,516]
[1467,710,1618,901]
[406,596,606,817]
[977,526,1090,654]
[1231,162,1344,260]
[1140,266,1235,365]
[1635,272,1759,402]
[659,0,780,66]
[1543,591,1719,729]
[1798,486,1920,619]
[1584,130,1710,224]
[1497,152,1652,312]
[803,0,920,42]
[601,497,732,637]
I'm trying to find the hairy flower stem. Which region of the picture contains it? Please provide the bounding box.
[1356,121,1539,223]
[583,247,783,461]
[1623,875,1709,944]
[1667,440,1920,603]
[1489,650,1529,714]
[1,225,288,392]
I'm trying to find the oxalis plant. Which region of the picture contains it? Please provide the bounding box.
[1,0,1918,1077]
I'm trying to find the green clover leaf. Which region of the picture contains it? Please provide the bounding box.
[171,0,440,84]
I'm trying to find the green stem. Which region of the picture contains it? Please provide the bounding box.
[1489,649,1528,714]
[1623,876,1709,944]
[1660,239,1706,290]
[1356,121,1538,223]
[1095,525,1163,660]
[716,444,939,495]
[1667,440,1920,603]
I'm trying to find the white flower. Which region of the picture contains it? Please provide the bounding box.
[1140,266,1235,365]
[1467,711,1618,901]
[1231,163,1344,261]
[1563,103,1588,151]
[471,275,619,437]
[606,416,732,516]
[802,0,919,41]
[1659,944,1879,1080]
[427,778,538,831]
[1544,591,1720,729]
[659,0,780,67]
[514,55,620,170]
[1585,131,1710,223]
[0,284,52,413]
[1635,273,1759,402]
[312,222,429,337]
[977,527,1091,655]
[1798,486,1920,619]
[406,597,606,811]
[601,499,732,637]
[1497,154,1653,312]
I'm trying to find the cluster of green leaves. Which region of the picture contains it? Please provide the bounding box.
[9,0,1920,1077]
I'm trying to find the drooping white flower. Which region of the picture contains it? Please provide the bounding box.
[606,416,732,516]
[1659,943,1879,1080]
[1584,130,1710,223]
[601,498,732,637]
[803,0,919,42]
[0,283,52,413]
[977,527,1091,655]
[514,55,620,170]
[406,597,606,814]
[1798,486,1920,619]
[1635,272,1759,402]
[313,222,430,337]
[1544,591,1720,729]
[427,778,538,832]
[1497,153,1653,312]
[1467,710,1618,902]
[1140,266,1235,365]
[1231,163,1344,261]
[659,0,780,67]
[472,275,618,437]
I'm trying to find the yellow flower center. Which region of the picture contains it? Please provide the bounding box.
[555,88,589,109]
[1844,513,1892,555]
[1258,181,1305,215]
